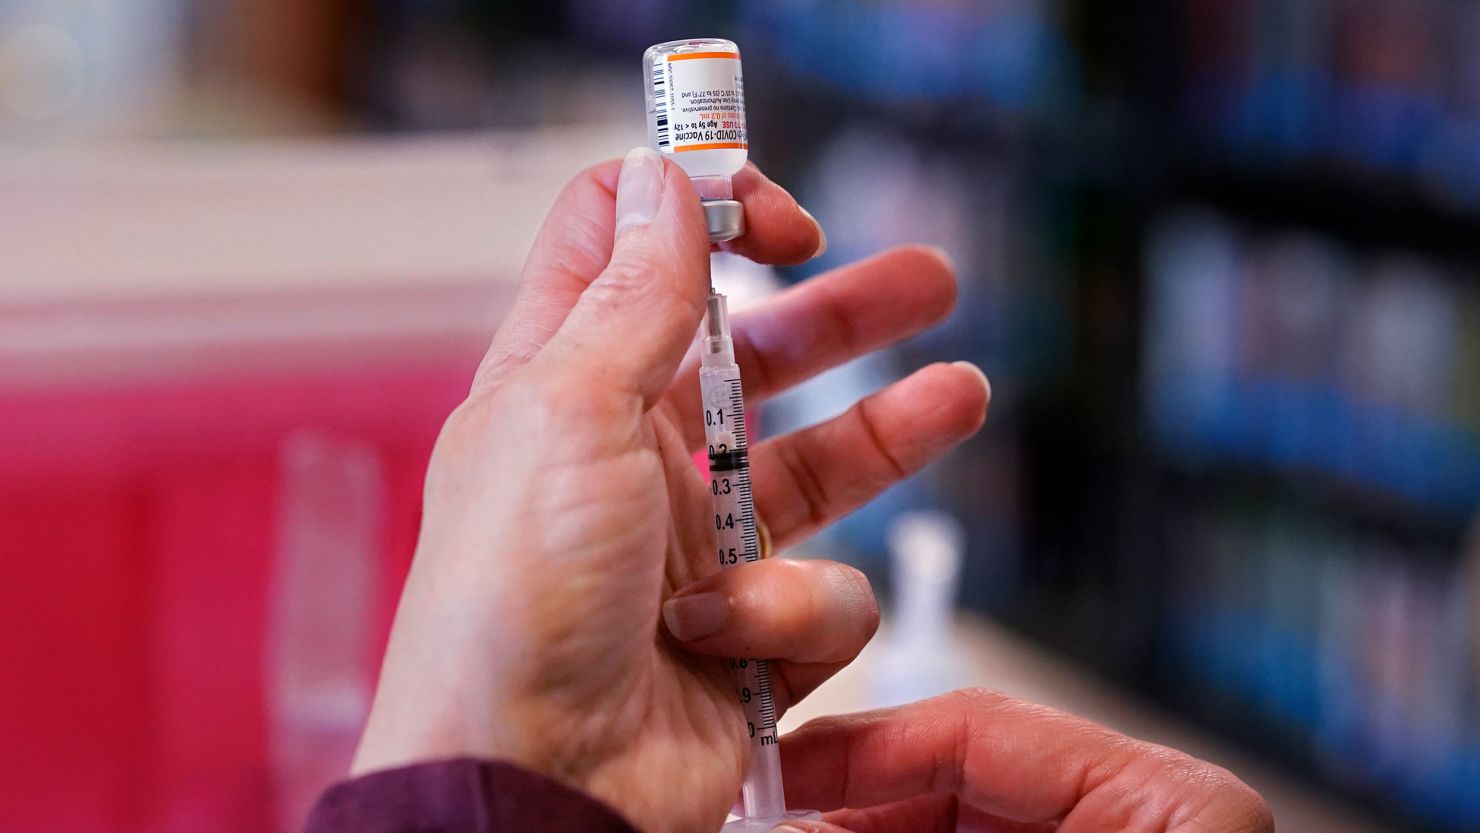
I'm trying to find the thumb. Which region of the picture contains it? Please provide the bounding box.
[539,146,711,406]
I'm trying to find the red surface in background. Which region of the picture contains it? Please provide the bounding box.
[0,365,470,833]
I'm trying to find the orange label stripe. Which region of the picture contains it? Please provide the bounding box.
[667,51,740,61]
[674,142,747,152]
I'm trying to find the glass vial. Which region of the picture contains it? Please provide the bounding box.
[643,37,748,212]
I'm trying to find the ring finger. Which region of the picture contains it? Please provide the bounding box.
[750,361,989,550]
[662,245,958,451]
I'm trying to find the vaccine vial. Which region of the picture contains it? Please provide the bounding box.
[643,37,747,241]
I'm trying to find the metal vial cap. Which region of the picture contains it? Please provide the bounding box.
[703,199,745,243]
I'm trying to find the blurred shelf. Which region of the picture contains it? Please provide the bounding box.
[0,125,645,387]
[1155,460,1477,551]
[0,125,640,305]
[1165,162,1480,264]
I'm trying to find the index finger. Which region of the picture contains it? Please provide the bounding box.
[780,690,1272,831]
[721,162,825,265]
[474,159,824,389]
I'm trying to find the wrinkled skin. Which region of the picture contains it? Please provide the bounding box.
[352,151,987,833]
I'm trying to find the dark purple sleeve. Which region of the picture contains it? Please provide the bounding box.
[302,758,642,833]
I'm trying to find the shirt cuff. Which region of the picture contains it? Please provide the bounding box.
[303,757,642,833]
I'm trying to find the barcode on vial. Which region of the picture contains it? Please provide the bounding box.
[652,62,670,148]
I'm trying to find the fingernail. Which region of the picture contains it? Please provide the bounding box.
[662,592,729,641]
[771,825,814,833]
[615,146,664,236]
[952,360,992,398]
[799,205,827,258]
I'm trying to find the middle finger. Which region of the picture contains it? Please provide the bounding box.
[662,245,957,451]
[750,361,989,550]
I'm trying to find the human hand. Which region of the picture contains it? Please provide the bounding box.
[350,146,991,833]
[775,689,1273,833]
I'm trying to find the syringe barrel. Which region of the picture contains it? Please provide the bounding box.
[740,743,786,820]
[699,319,786,824]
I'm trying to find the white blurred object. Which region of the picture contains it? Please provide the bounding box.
[267,432,385,833]
[710,250,782,311]
[870,511,968,707]
[1143,210,1241,450]
[0,0,186,139]
[0,22,85,120]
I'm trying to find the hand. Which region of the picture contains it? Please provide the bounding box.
[350,146,991,833]
[775,689,1273,833]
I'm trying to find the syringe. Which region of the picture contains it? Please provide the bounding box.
[700,289,820,831]
[642,35,819,830]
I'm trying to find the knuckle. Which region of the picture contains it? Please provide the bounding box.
[569,158,622,194]
[438,393,495,449]
[575,270,633,316]
[441,395,480,432]
[946,686,1009,710]
[853,396,910,482]
[942,687,1019,729]
[777,441,831,529]
[585,251,707,335]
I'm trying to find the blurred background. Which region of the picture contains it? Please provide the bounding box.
[2,0,1479,831]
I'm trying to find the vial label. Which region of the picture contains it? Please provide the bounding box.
[652,50,747,153]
